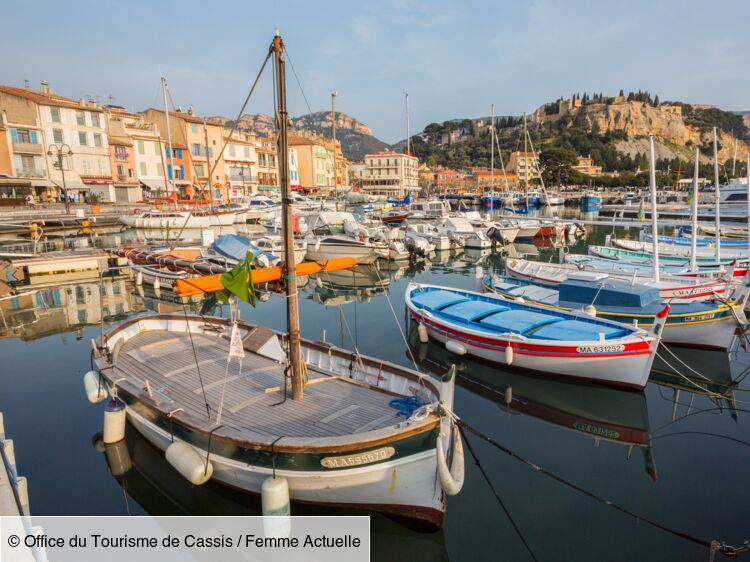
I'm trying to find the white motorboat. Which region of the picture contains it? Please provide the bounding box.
[120,209,236,229]
[304,211,389,264]
[404,221,453,252]
[438,217,492,249]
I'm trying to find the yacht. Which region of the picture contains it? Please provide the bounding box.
[304,211,389,264]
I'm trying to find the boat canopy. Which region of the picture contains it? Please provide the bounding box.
[558,279,660,309]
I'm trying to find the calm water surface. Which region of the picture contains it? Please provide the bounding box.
[1,215,748,561]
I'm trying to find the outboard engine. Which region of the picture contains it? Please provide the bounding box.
[487,226,506,245]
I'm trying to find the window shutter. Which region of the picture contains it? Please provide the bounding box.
[88,132,94,148]
[10,129,18,143]
[63,129,71,146]
[46,128,53,144]
[30,130,38,144]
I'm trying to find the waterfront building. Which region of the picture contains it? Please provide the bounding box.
[143,108,226,201]
[506,151,539,184]
[0,82,112,202]
[223,130,258,197]
[469,167,518,191]
[255,136,278,193]
[435,167,465,192]
[362,149,419,198]
[288,136,334,194]
[573,154,603,177]
[104,107,141,202]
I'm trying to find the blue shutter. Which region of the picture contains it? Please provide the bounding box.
[179,165,185,179]
[166,147,171,158]
[10,129,18,142]
[30,130,38,144]
[168,165,173,180]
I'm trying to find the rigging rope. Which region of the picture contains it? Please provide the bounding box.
[182,304,211,418]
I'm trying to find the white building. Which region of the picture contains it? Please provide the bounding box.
[132,128,169,195]
[224,131,258,197]
[362,150,418,198]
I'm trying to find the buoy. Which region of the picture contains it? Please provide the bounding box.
[261,475,291,516]
[102,397,127,444]
[91,432,105,453]
[445,340,467,355]
[504,385,513,405]
[514,296,525,303]
[152,277,160,290]
[584,304,597,317]
[417,323,429,344]
[83,370,108,403]
[505,343,514,365]
[105,440,133,477]
[135,270,143,286]
[165,441,213,485]
[436,427,465,496]
[475,265,484,291]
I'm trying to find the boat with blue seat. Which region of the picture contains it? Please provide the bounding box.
[482,272,749,350]
[405,283,667,388]
[203,233,279,268]
[587,245,748,271]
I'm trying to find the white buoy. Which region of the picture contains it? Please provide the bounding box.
[135,270,143,286]
[261,475,291,516]
[102,398,126,444]
[514,296,525,303]
[105,440,133,477]
[165,441,213,485]
[417,323,429,343]
[475,265,484,291]
[445,340,467,355]
[505,344,514,365]
[83,370,108,403]
[152,276,161,291]
[504,385,513,405]
[584,305,597,317]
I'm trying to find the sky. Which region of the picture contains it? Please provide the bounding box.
[2,0,748,144]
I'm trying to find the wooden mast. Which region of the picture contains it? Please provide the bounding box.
[523,112,529,208]
[273,31,304,400]
[332,91,337,211]
[161,77,175,199]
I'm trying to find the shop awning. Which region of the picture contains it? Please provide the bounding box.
[31,179,54,187]
[140,179,170,191]
[0,178,31,187]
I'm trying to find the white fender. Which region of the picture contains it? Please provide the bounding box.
[417,323,429,344]
[436,425,464,496]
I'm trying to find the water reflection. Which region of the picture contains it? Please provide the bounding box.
[407,327,657,480]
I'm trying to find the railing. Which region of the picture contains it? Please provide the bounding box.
[12,142,44,154]
[16,170,45,178]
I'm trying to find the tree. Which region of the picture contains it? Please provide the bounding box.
[619,89,624,97]
[540,146,579,187]
[653,95,660,107]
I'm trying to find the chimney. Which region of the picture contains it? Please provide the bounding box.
[188,105,194,116]
[40,81,50,94]
[79,98,86,106]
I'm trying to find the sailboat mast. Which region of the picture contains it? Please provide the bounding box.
[523,112,529,207]
[161,77,175,197]
[713,127,721,260]
[332,91,337,211]
[405,93,410,156]
[690,148,699,272]
[489,104,494,195]
[648,135,660,283]
[273,31,304,400]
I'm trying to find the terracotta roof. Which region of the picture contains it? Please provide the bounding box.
[145,108,223,126]
[0,85,103,112]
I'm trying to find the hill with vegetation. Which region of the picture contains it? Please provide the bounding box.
[407,91,750,187]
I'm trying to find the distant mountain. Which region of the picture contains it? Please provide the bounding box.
[214,111,388,161]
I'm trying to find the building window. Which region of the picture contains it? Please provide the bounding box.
[52,129,63,144]
[114,146,128,160]
[156,163,164,177]
[191,143,202,157]
[137,140,145,155]
[93,133,102,147]
[90,113,100,127]
[50,107,61,123]
[155,142,161,156]
[195,164,204,176]
[76,111,85,126]
[229,144,236,157]
[140,162,147,176]
[116,164,124,176]
[259,154,266,166]
[79,132,88,146]
[269,155,275,167]
[192,123,198,133]
[14,129,31,143]
[244,146,250,158]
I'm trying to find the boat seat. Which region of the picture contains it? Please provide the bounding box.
[527,320,627,341]
[439,300,509,323]
[507,285,559,303]
[411,290,470,312]
[478,309,561,334]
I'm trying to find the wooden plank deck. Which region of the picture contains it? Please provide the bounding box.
[115,330,404,439]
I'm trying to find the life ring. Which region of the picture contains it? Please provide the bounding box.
[436,423,464,496]
[132,208,140,214]
[358,233,365,242]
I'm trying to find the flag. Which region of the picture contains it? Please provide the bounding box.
[403,191,411,206]
[228,322,245,359]
[216,251,256,306]
[637,198,645,222]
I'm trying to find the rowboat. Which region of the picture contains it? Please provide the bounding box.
[587,245,746,270]
[92,314,461,526]
[566,253,746,279]
[505,257,730,300]
[610,237,748,260]
[405,283,667,388]
[482,272,749,350]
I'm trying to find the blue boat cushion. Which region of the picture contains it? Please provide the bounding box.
[479,310,562,334]
[527,320,627,341]
[439,300,509,323]
[411,290,470,312]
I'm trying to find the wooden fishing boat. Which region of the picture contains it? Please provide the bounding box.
[88,31,464,528]
[588,244,746,268]
[482,273,749,350]
[573,250,747,278]
[405,283,667,388]
[505,257,730,300]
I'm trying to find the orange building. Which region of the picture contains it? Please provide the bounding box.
[470,167,518,190]
[573,155,603,177]
[435,167,465,192]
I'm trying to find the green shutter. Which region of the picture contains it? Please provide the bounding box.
[30,131,38,144]
[10,129,18,143]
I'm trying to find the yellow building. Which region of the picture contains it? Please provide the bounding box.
[506,151,539,184]
[288,136,334,194]
[573,155,603,177]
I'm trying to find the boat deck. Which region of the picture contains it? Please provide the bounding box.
[114,329,405,441]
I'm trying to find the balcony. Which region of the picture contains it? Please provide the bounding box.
[12,142,44,155]
[17,169,45,179]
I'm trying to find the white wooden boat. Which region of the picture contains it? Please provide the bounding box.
[304,212,389,264]
[120,209,236,229]
[406,283,666,388]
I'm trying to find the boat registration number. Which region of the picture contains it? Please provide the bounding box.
[573,422,620,439]
[575,344,625,354]
[683,313,714,322]
[321,446,396,469]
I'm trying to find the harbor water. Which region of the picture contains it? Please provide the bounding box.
[1,215,749,561]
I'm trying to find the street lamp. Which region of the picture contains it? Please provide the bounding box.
[47,143,74,214]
